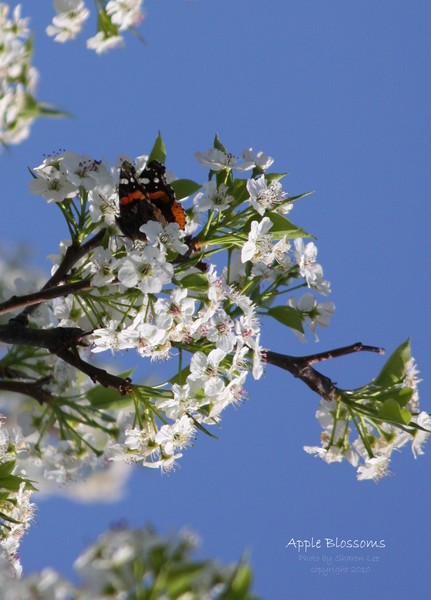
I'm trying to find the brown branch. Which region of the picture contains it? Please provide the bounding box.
[0,377,53,404]
[0,365,29,379]
[0,322,87,352]
[265,342,385,401]
[56,347,132,393]
[12,228,106,325]
[0,321,132,395]
[0,278,93,317]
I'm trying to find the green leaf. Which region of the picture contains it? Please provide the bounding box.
[374,339,411,387]
[0,511,20,526]
[268,213,314,240]
[169,366,191,386]
[0,462,36,497]
[171,179,201,199]
[267,306,304,333]
[87,375,134,410]
[177,273,208,290]
[287,191,314,203]
[265,172,287,183]
[230,178,249,203]
[165,563,208,595]
[213,133,227,153]
[0,475,25,493]
[0,461,14,478]
[187,412,219,439]
[377,398,411,426]
[408,420,431,434]
[226,563,253,597]
[374,386,412,407]
[36,103,70,119]
[97,7,119,35]
[148,131,167,164]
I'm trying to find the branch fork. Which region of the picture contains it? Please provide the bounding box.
[265,343,384,401]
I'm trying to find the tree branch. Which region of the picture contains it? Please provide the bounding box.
[0,377,53,404]
[0,278,93,317]
[0,321,132,395]
[55,347,132,392]
[11,228,106,324]
[265,342,384,401]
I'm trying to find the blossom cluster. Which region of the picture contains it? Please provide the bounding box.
[0,525,255,599]
[1,137,425,511]
[46,0,145,54]
[1,141,331,490]
[0,417,35,578]
[0,4,38,146]
[304,343,429,480]
[0,0,145,147]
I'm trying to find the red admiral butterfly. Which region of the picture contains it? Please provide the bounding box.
[117,159,187,241]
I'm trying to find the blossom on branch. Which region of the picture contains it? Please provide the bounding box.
[46,0,145,53]
[0,136,426,512]
[0,3,62,147]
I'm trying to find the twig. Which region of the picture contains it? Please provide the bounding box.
[292,342,384,365]
[0,278,92,317]
[265,342,384,401]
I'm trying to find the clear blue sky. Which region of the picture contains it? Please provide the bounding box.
[5,1,430,598]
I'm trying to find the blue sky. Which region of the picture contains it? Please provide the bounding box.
[4,1,430,598]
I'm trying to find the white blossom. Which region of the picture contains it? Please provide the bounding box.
[106,0,144,31]
[46,0,90,42]
[241,217,274,265]
[194,181,233,212]
[86,31,124,54]
[247,175,289,216]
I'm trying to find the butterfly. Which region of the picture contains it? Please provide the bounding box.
[117,159,186,241]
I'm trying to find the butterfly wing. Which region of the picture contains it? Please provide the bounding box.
[139,160,187,230]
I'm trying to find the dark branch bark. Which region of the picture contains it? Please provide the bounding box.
[56,347,132,392]
[265,343,384,401]
[11,228,106,324]
[0,228,134,400]
[0,321,132,394]
[0,377,53,404]
[0,322,87,352]
[0,278,92,317]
